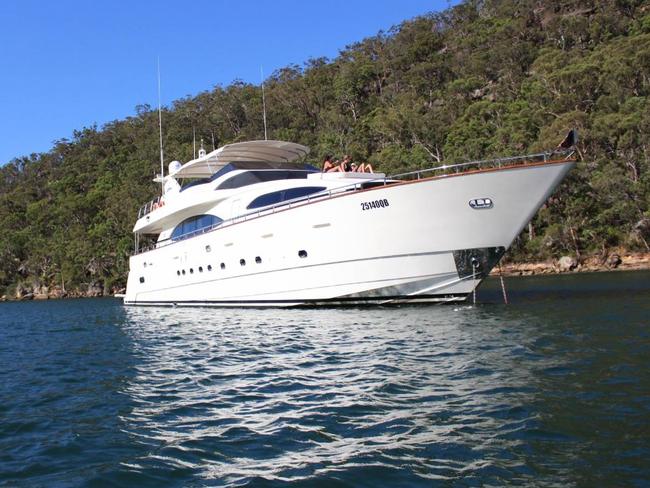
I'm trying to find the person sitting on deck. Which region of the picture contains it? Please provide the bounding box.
[324,156,348,172]
[350,161,374,173]
[341,155,353,172]
[322,155,336,172]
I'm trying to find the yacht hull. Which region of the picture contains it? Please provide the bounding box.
[124,160,574,307]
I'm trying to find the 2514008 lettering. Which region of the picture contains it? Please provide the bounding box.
[361,199,390,211]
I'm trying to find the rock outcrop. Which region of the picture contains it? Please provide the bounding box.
[606,253,622,269]
[558,256,578,272]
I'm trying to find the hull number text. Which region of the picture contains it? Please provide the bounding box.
[361,199,390,211]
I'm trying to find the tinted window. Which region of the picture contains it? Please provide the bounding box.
[180,177,211,192]
[210,162,319,183]
[247,191,284,209]
[284,186,326,200]
[247,186,326,209]
[217,170,311,190]
[183,218,196,235]
[171,214,223,241]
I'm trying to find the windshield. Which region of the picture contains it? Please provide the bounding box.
[181,161,318,192]
[216,170,315,190]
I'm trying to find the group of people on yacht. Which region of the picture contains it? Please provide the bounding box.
[322,154,373,173]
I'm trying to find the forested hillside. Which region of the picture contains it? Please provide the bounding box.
[1,0,649,297]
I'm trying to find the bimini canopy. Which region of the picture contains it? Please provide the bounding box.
[170,140,310,179]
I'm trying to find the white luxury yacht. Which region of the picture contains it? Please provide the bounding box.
[123,135,576,306]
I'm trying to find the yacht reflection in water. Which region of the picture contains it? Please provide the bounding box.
[118,305,546,484]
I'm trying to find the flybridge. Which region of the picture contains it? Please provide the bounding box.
[138,162,319,220]
[167,140,311,179]
[137,140,312,220]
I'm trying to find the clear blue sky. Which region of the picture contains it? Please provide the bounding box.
[0,0,455,165]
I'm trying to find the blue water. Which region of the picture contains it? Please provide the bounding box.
[1,271,649,487]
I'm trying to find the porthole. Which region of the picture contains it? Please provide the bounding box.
[139,276,145,283]
[240,259,246,266]
[205,245,211,252]
[298,250,308,258]
[182,269,186,275]
[207,264,212,271]
[199,266,203,272]
[190,268,194,274]
[177,270,180,276]
[255,256,262,264]
[220,263,225,270]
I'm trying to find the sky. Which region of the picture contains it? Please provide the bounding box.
[0,0,455,165]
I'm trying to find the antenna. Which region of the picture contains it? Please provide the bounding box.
[193,126,196,159]
[261,66,268,140]
[157,57,164,194]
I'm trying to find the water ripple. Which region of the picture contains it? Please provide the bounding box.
[1,272,649,486]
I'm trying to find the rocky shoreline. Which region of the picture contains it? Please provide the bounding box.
[0,283,123,302]
[1,252,649,302]
[491,252,650,277]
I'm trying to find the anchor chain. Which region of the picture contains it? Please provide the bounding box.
[471,258,479,305]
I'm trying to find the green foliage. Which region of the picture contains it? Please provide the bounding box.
[1,0,650,295]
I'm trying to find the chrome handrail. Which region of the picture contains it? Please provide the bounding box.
[133,148,575,255]
[387,148,574,182]
[138,196,165,219]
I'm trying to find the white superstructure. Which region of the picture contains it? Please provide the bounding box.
[124,139,576,306]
